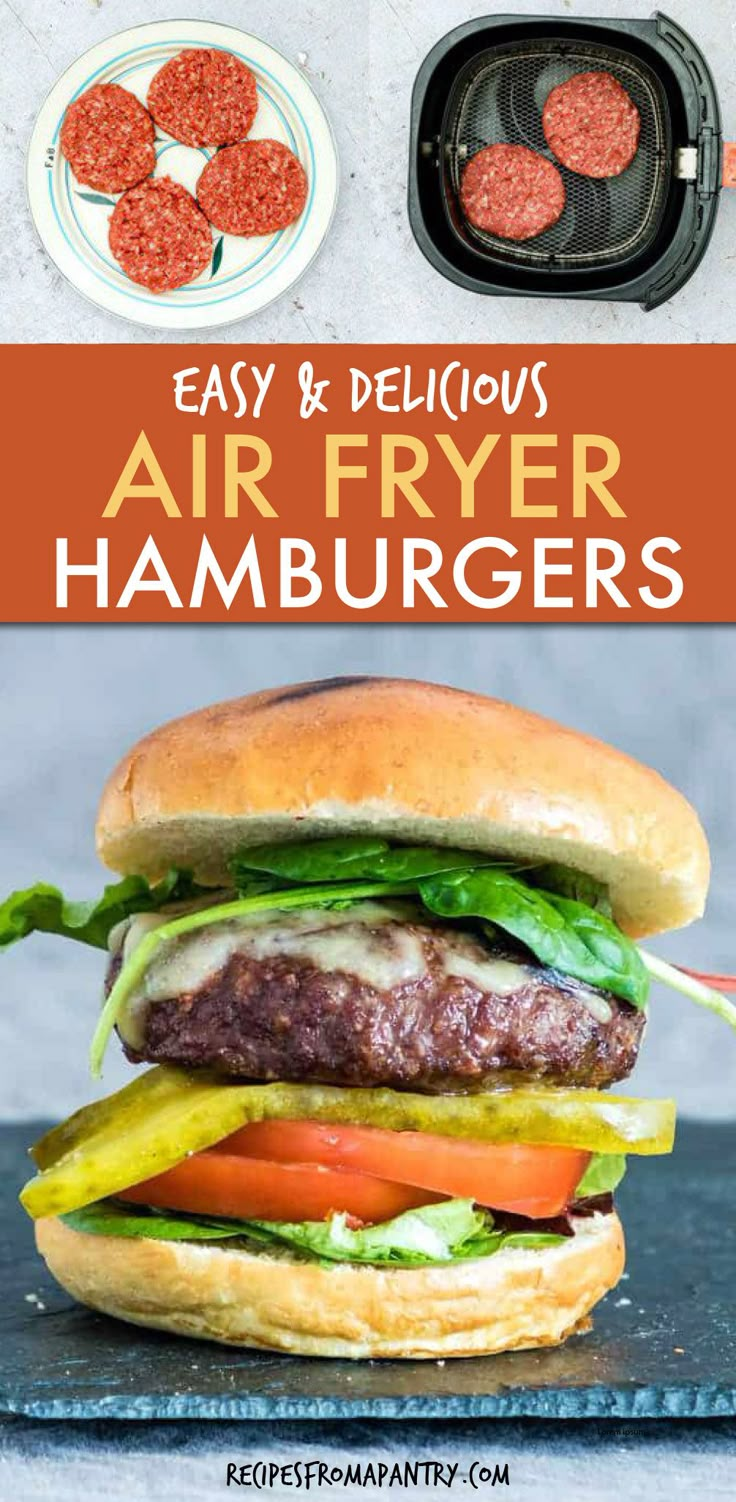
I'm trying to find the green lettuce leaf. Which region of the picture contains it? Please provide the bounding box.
[61,1196,566,1266]
[0,870,209,952]
[575,1153,627,1198]
[246,1200,565,1265]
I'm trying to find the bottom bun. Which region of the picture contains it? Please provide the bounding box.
[36,1210,624,1359]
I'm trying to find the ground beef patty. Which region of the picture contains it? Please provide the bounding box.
[113,910,645,1091]
[543,71,641,178]
[197,139,308,237]
[60,83,155,194]
[460,144,566,241]
[147,48,258,148]
[109,177,212,292]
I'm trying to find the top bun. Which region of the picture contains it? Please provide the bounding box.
[96,677,709,938]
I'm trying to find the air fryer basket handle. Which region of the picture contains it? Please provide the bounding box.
[723,143,736,188]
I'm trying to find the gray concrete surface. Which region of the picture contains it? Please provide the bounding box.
[1,622,735,1120]
[3,0,736,342]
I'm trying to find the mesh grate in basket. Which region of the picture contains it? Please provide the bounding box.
[443,39,672,269]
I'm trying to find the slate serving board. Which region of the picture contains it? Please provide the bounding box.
[1,1120,735,1421]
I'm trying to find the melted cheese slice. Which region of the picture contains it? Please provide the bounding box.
[112,901,535,1049]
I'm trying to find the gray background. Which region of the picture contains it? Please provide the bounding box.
[3,0,736,342]
[2,623,735,1119]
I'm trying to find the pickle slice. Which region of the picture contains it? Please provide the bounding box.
[22,1066,676,1220]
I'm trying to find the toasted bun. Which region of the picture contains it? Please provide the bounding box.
[36,1210,624,1359]
[96,677,709,938]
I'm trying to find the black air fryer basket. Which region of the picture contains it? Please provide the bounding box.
[408,12,732,309]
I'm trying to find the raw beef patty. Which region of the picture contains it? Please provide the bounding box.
[109,177,212,292]
[543,71,641,178]
[197,139,308,236]
[460,144,566,241]
[147,47,258,148]
[60,83,155,193]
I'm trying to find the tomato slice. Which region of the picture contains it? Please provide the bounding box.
[219,1120,589,1219]
[119,1122,590,1225]
[119,1152,444,1225]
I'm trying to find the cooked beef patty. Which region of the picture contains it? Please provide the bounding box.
[109,903,645,1092]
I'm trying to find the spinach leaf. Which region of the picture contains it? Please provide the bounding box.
[526,862,613,917]
[543,892,646,995]
[418,869,649,1008]
[231,837,509,887]
[0,869,209,951]
[62,1199,244,1241]
[229,840,647,1005]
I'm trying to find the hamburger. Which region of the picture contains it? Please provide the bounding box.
[5,677,735,1359]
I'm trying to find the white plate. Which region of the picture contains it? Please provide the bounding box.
[27,20,339,331]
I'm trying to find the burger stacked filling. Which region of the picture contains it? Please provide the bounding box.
[11,834,711,1266]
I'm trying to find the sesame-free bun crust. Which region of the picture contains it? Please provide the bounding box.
[36,1211,624,1359]
[96,677,709,938]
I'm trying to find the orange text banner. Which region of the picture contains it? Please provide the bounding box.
[0,344,732,622]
